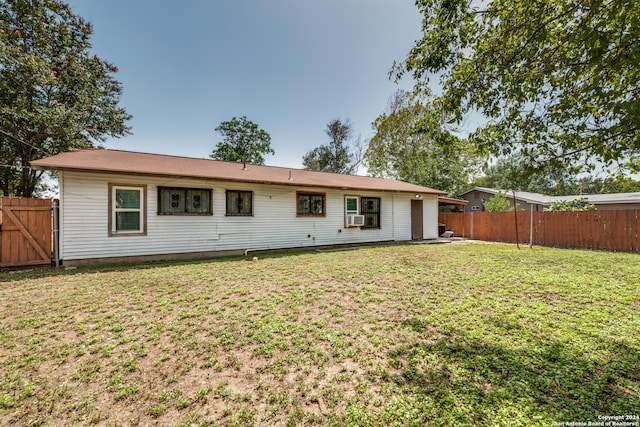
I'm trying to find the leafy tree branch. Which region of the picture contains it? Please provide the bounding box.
[0,0,131,196]
[395,0,640,174]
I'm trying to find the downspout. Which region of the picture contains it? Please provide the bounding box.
[391,193,395,241]
[52,199,61,267]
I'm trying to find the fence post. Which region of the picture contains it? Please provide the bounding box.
[0,198,2,263]
[470,211,474,240]
[530,204,534,248]
[512,190,519,249]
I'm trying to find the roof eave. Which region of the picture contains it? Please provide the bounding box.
[37,164,445,195]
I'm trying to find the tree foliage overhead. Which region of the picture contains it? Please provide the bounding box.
[473,152,640,195]
[394,0,640,173]
[473,152,580,195]
[365,90,479,196]
[210,116,274,165]
[600,174,640,193]
[0,0,131,196]
[302,119,362,174]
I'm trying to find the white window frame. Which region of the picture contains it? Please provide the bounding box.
[109,184,147,236]
[345,196,359,216]
[345,195,367,228]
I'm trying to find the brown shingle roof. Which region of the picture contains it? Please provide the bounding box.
[31,149,446,195]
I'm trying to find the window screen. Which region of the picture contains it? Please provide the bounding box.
[158,187,212,215]
[226,190,253,216]
[360,197,381,229]
[297,193,325,216]
[345,196,359,215]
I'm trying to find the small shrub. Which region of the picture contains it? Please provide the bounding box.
[546,197,596,211]
[483,191,511,212]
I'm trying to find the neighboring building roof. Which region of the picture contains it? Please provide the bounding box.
[563,192,640,205]
[31,149,446,195]
[460,187,556,205]
[460,186,640,206]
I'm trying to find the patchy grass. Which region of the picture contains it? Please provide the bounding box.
[0,243,638,426]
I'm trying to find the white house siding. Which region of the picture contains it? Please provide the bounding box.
[392,193,412,241]
[60,171,438,261]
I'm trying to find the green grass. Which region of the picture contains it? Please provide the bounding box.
[0,243,638,426]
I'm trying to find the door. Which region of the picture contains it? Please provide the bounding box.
[411,199,423,240]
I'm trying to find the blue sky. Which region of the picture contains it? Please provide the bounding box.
[67,1,423,169]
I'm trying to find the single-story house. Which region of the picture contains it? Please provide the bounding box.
[460,186,640,212]
[31,149,446,265]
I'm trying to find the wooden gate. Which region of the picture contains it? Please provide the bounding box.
[0,197,52,268]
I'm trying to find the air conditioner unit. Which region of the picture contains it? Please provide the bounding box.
[346,214,365,227]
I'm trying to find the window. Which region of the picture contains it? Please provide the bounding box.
[226,190,253,216]
[345,196,359,216]
[360,197,381,229]
[109,184,146,236]
[158,187,212,215]
[297,192,325,216]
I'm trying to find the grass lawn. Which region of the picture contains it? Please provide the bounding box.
[1,243,639,426]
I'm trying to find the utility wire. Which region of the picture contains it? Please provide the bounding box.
[0,127,48,154]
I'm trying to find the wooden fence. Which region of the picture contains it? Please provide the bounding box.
[0,197,53,268]
[439,210,640,252]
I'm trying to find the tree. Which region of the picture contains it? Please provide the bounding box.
[210,116,274,165]
[365,90,479,196]
[473,153,579,195]
[394,0,640,174]
[482,191,511,212]
[473,153,640,195]
[596,174,640,193]
[302,119,362,174]
[0,0,131,197]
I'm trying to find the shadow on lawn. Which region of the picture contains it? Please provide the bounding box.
[380,320,640,425]
[0,243,391,282]
[0,252,283,282]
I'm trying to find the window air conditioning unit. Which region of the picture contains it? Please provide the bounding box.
[346,214,365,227]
